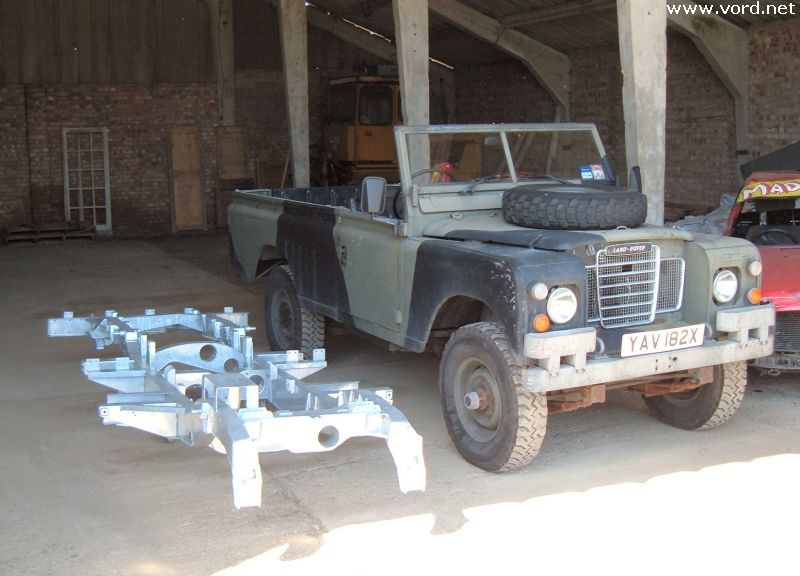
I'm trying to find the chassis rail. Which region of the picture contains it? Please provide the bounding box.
[48,307,426,508]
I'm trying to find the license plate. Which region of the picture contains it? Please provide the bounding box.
[620,323,704,358]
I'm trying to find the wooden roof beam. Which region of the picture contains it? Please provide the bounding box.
[500,0,615,29]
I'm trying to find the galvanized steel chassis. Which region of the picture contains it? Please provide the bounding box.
[47,307,426,508]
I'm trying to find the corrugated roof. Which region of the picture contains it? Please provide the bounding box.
[310,0,799,68]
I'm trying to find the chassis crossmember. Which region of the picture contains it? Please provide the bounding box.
[48,307,426,508]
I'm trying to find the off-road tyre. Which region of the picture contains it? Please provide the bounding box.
[439,322,547,472]
[502,185,647,230]
[263,264,324,357]
[644,361,747,430]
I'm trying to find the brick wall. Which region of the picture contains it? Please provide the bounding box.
[455,31,742,214]
[569,49,626,182]
[0,87,30,231]
[3,19,798,235]
[236,70,289,184]
[749,19,800,160]
[0,84,219,235]
[455,60,557,124]
[578,32,741,213]
[664,33,738,211]
[236,25,387,187]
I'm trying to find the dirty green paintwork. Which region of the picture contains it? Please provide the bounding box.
[228,123,769,381]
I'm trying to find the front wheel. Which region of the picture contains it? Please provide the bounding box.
[644,361,747,430]
[439,322,548,472]
[263,265,324,357]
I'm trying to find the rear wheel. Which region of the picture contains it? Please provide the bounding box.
[263,265,324,357]
[644,361,746,430]
[439,322,547,471]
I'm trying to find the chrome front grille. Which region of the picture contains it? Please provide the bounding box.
[586,244,685,328]
[655,258,685,313]
[775,312,800,352]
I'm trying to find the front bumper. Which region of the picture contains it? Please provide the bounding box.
[521,304,775,393]
[752,352,800,372]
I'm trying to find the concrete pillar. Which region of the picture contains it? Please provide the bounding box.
[278,0,310,187]
[209,0,236,125]
[617,0,667,225]
[392,0,430,174]
[393,0,430,126]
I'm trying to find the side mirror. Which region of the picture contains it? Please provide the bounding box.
[628,166,642,193]
[360,176,387,214]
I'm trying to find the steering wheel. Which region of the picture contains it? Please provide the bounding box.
[753,228,797,246]
[410,168,452,181]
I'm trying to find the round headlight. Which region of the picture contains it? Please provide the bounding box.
[712,269,738,304]
[546,287,578,324]
[530,282,548,300]
[748,260,762,277]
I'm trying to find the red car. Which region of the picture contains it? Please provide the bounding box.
[725,170,800,373]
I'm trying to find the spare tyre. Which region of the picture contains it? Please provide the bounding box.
[502,184,647,230]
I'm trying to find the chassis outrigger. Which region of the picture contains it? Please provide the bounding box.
[47,307,426,508]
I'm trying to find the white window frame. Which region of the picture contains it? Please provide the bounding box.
[62,127,112,232]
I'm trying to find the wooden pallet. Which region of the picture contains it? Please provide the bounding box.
[2,223,96,244]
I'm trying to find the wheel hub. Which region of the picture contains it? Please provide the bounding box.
[463,391,482,410]
[456,361,501,442]
[270,289,295,347]
[277,301,293,331]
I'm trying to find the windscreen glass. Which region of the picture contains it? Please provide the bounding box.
[359,85,393,125]
[404,128,605,186]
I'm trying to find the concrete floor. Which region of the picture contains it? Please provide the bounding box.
[1,233,798,576]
